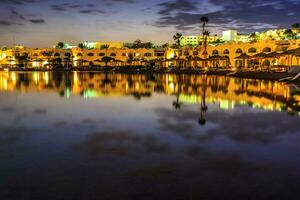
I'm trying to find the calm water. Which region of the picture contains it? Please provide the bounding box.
[1,71,300,200]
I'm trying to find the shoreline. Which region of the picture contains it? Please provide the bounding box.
[0,67,298,82]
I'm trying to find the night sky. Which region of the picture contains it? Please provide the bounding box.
[0,0,299,47]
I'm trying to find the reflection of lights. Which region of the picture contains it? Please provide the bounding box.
[33,72,39,84]
[168,75,174,83]
[44,72,49,85]
[0,76,8,91]
[135,82,140,90]
[169,83,175,92]
[220,100,235,110]
[11,72,16,84]
[73,71,78,83]
[83,90,98,99]
[32,61,38,67]
[65,87,71,99]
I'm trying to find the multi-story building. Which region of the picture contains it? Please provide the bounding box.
[222,30,238,41]
[180,35,221,46]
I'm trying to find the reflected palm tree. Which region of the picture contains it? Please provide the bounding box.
[173,75,183,109]
[199,75,208,126]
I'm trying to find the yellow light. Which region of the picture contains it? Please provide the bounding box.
[33,72,39,84]
[32,61,38,67]
[11,72,16,84]
[44,72,49,85]
[43,61,48,67]
[169,83,175,92]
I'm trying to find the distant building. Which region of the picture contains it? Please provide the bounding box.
[180,35,221,46]
[222,30,238,41]
[95,42,124,49]
[180,36,199,46]
[82,41,124,49]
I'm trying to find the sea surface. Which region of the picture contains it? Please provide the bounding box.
[1,71,300,200]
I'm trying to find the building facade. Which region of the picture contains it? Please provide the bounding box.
[1,38,300,69]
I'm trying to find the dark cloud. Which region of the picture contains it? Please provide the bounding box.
[0,0,40,5]
[29,19,45,23]
[157,0,198,15]
[154,106,300,144]
[0,20,23,26]
[79,9,105,14]
[10,8,26,20]
[73,130,171,157]
[50,4,66,11]
[155,0,300,32]
[50,2,105,15]
[103,0,136,3]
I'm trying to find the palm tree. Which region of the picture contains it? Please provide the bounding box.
[173,75,182,110]
[173,32,182,48]
[162,43,170,48]
[200,16,209,34]
[101,56,114,67]
[292,23,300,33]
[249,32,259,42]
[56,42,64,49]
[133,39,142,49]
[198,76,208,126]
[100,44,110,50]
[41,50,54,68]
[203,30,210,57]
[200,16,209,60]
[283,29,295,39]
[78,43,84,49]
[292,23,300,29]
[15,54,29,68]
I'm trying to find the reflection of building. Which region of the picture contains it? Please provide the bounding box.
[1,72,299,115]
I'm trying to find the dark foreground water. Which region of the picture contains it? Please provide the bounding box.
[1,71,300,200]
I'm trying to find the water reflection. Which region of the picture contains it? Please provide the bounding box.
[1,71,300,117]
[1,72,300,199]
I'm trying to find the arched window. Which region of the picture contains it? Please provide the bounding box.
[77,53,83,57]
[193,51,199,56]
[110,53,117,57]
[122,53,127,57]
[99,53,105,56]
[87,53,94,57]
[212,50,219,55]
[54,53,60,57]
[248,48,257,53]
[144,52,152,57]
[223,49,230,54]
[263,47,271,53]
[236,48,243,54]
[65,52,71,57]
